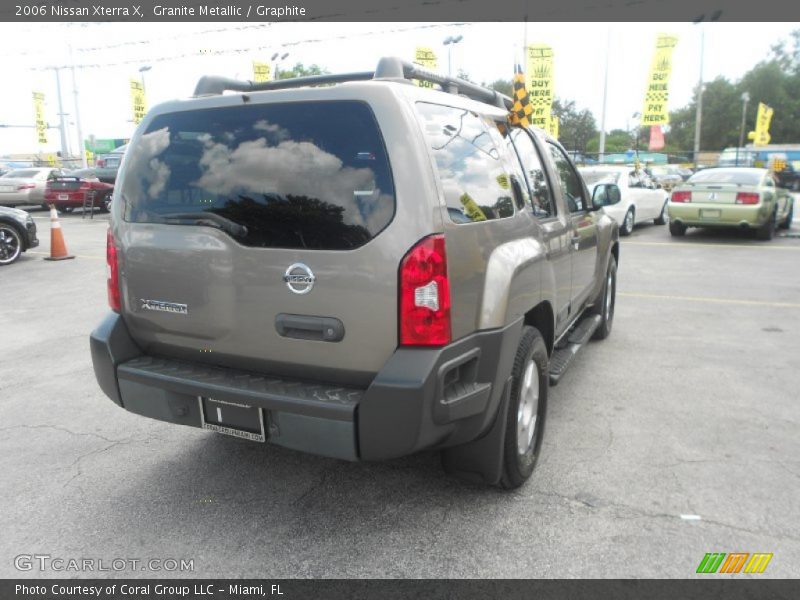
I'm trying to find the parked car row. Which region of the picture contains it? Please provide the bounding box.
[0,166,115,213]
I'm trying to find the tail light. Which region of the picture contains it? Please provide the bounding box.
[735,192,760,205]
[107,229,121,312]
[17,183,35,191]
[80,181,91,190]
[671,191,692,203]
[399,234,451,346]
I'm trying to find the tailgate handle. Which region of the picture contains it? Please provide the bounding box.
[275,314,345,342]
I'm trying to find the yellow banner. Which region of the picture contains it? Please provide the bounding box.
[130,79,146,125]
[253,61,271,83]
[33,92,47,145]
[414,46,437,88]
[641,34,678,126]
[748,102,773,146]
[549,115,559,139]
[525,44,554,130]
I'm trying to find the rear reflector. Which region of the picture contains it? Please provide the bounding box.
[399,234,451,346]
[735,192,760,205]
[671,191,692,203]
[107,229,121,312]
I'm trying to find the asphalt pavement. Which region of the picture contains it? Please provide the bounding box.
[1,206,799,578]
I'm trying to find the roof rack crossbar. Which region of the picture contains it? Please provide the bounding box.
[193,56,513,111]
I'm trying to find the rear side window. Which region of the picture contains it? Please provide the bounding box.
[121,101,395,250]
[416,102,515,224]
[507,128,556,218]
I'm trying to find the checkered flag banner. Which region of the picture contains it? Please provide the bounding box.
[509,65,533,128]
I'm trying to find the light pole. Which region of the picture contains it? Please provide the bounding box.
[139,65,151,94]
[443,35,463,76]
[598,26,612,162]
[631,112,641,164]
[737,91,750,167]
[271,52,289,80]
[692,12,720,169]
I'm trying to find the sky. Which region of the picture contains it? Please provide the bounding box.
[0,21,795,156]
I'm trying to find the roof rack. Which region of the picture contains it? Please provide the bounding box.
[193,56,512,111]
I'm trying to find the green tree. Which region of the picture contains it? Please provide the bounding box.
[277,63,327,80]
[551,99,598,153]
[586,129,633,154]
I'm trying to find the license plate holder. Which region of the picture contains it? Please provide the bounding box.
[57,193,69,200]
[700,209,721,219]
[198,397,265,442]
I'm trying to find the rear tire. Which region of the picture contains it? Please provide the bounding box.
[620,208,635,236]
[500,326,548,489]
[779,201,793,230]
[0,223,23,266]
[756,211,776,241]
[669,221,687,237]
[654,201,668,225]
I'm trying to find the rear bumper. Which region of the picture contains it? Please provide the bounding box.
[668,202,771,228]
[90,313,522,462]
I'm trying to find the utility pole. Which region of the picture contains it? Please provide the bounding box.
[737,91,750,167]
[52,68,69,160]
[69,45,87,168]
[598,26,611,162]
[693,23,705,169]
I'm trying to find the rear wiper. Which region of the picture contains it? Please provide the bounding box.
[157,212,248,238]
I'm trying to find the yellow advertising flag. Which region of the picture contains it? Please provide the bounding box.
[32,92,47,145]
[525,44,554,131]
[414,47,437,88]
[641,34,678,126]
[549,115,559,139]
[130,79,146,125]
[253,61,271,83]
[748,102,773,146]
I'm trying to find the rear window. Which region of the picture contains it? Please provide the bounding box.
[580,169,621,186]
[5,169,41,179]
[121,101,395,250]
[688,169,763,186]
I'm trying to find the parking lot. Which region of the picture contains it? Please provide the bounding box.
[1,206,799,578]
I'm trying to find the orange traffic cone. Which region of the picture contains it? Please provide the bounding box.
[44,204,75,261]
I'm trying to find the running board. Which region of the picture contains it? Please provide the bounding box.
[548,314,602,386]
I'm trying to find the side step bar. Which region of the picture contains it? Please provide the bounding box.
[548,314,602,386]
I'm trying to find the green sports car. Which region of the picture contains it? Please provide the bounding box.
[668,167,794,240]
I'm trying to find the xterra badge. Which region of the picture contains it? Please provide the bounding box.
[140,299,188,315]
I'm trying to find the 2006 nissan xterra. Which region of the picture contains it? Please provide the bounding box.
[90,57,621,488]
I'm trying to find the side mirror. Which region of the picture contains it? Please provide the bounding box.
[591,183,622,209]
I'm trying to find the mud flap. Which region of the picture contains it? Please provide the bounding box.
[441,376,512,485]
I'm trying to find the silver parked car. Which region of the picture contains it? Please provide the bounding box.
[0,167,65,207]
[90,57,620,488]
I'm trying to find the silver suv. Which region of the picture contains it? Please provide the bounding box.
[90,57,621,488]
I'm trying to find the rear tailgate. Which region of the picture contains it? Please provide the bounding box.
[116,98,402,382]
[686,183,748,204]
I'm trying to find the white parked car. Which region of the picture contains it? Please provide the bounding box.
[579,165,669,235]
[0,167,66,208]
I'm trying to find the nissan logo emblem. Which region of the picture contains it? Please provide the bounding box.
[283,263,315,295]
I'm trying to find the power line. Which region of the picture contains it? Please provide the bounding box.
[30,22,472,71]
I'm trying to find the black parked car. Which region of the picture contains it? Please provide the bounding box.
[0,206,38,265]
